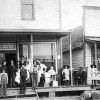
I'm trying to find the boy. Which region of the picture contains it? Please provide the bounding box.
[20,64,27,94]
[0,69,8,96]
[32,64,38,89]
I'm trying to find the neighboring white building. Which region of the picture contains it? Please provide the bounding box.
[62,1,100,85]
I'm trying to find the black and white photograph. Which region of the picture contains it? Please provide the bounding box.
[0,0,100,100]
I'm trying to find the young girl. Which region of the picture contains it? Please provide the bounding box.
[62,65,70,86]
[91,64,97,86]
[48,66,56,86]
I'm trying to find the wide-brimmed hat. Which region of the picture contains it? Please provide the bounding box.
[90,64,96,68]
[63,65,70,69]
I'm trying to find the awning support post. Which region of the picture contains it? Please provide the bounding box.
[69,33,73,86]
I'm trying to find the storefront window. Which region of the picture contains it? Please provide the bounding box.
[33,42,56,70]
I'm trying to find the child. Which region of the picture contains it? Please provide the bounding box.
[0,69,8,96]
[48,66,56,86]
[81,69,87,85]
[38,69,45,87]
[20,64,27,94]
[73,68,78,86]
[32,64,38,89]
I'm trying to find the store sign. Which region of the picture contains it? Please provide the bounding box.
[0,43,16,50]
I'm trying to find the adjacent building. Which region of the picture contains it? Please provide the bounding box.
[62,1,100,84]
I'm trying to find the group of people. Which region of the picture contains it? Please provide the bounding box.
[61,65,87,86]
[0,60,16,96]
[0,56,97,96]
[31,60,56,89]
[73,68,87,86]
[0,56,29,95]
[0,56,57,95]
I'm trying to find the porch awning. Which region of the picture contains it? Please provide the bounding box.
[0,29,71,37]
[86,36,100,42]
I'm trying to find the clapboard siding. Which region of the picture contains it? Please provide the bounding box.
[0,0,59,29]
[63,48,84,67]
[85,7,100,37]
[85,42,92,67]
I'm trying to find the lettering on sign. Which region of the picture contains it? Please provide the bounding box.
[0,43,16,50]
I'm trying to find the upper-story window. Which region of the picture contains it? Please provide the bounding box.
[21,0,34,20]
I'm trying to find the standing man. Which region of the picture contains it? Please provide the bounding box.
[9,60,16,87]
[20,64,27,94]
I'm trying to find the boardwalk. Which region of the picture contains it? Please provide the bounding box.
[0,96,80,100]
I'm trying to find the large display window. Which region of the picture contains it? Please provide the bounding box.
[33,42,57,71]
[18,42,57,71]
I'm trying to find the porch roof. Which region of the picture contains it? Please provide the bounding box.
[0,29,71,37]
[86,36,100,42]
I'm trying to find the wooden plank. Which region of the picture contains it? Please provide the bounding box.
[36,86,91,92]
[5,87,36,97]
[49,91,55,98]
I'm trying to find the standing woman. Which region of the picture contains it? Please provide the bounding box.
[91,64,97,86]
[62,65,70,86]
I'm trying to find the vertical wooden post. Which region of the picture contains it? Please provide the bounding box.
[60,38,63,70]
[17,43,19,61]
[55,42,58,74]
[69,33,73,86]
[94,42,97,67]
[30,34,33,68]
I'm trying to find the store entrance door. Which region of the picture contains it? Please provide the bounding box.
[5,53,17,66]
[5,53,17,87]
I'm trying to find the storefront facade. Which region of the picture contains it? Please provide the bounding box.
[0,32,67,73]
[0,0,71,73]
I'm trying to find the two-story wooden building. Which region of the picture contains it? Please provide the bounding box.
[0,0,71,77]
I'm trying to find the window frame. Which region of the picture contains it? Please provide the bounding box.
[21,0,35,20]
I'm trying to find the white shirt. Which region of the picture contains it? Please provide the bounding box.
[48,69,56,76]
[40,63,47,70]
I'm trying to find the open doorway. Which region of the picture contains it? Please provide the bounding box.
[5,53,17,87]
[5,53,17,67]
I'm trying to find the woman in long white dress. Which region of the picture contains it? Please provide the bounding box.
[91,64,97,86]
[62,65,70,86]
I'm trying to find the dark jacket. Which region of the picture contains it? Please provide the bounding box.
[81,71,87,80]
[20,68,27,78]
[73,70,78,80]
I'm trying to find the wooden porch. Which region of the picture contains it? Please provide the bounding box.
[0,86,91,99]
